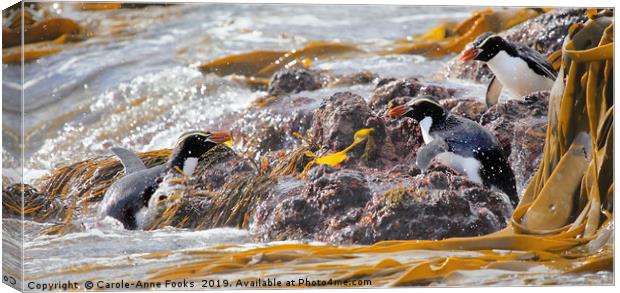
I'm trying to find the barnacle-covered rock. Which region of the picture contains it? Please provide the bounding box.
[382,116,423,163]
[441,98,488,121]
[251,166,371,242]
[502,8,588,55]
[480,91,549,189]
[310,92,373,151]
[251,161,512,244]
[267,68,325,96]
[194,145,256,191]
[357,161,512,243]
[369,78,455,109]
[267,67,377,96]
[232,95,319,156]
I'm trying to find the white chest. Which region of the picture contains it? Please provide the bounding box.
[434,152,483,184]
[182,157,199,176]
[419,117,434,144]
[486,51,554,98]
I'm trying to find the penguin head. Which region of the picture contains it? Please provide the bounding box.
[387,96,447,123]
[460,32,507,62]
[168,130,233,175]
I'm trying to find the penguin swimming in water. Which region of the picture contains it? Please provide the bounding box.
[97,130,233,229]
[460,32,557,106]
[387,96,519,207]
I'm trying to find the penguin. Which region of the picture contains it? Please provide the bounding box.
[97,130,232,230]
[460,32,557,106]
[387,96,519,207]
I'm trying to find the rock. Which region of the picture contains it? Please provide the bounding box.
[388,164,421,177]
[268,68,325,96]
[369,78,421,109]
[383,116,423,163]
[267,68,377,96]
[443,61,493,83]
[369,78,455,109]
[251,161,513,244]
[194,145,256,191]
[480,91,549,190]
[358,162,513,243]
[310,92,373,151]
[327,70,377,87]
[502,8,588,56]
[441,98,488,121]
[444,8,588,81]
[251,166,371,243]
[232,95,319,156]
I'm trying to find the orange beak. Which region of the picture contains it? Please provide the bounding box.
[387,104,411,118]
[460,47,480,61]
[208,131,233,143]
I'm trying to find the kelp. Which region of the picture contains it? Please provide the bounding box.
[2,184,66,222]
[198,41,362,78]
[195,8,545,80]
[145,13,613,286]
[2,16,85,49]
[383,8,543,57]
[3,34,69,64]
[302,128,374,175]
[2,6,88,63]
[142,146,277,230]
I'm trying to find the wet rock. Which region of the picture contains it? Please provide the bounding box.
[310,92,373,151]
[480,91,549,189]
[381,96,424,163]
[445,8,587,81]
[441,98,488,121]
[327,70,377,87]
[369,78,455,109]
[444,61,494,83]
[502,8,588,56]
[232,95,318,156]
[358,162,512,243]
[194,145,256,191]
[267,68,377,96]
[268,68,325,95]
[252,161,512,244]
[240,123,287,156]
[388,164,421,177]
[370,78,421,109]
[251,166,371,242]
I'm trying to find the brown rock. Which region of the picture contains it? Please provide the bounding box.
[441,98,488,121]
[310,92,372,151]
[480,91,549,189]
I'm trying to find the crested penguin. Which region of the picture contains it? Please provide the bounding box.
[460,32,557,106]
[97,130,232,229]
[387,96,519,207]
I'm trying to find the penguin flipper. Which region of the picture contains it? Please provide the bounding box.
[485,75,503,107]
[111,147,147,175]
[416,138,449,172]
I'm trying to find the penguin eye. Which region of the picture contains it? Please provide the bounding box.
[158,195,168,202]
